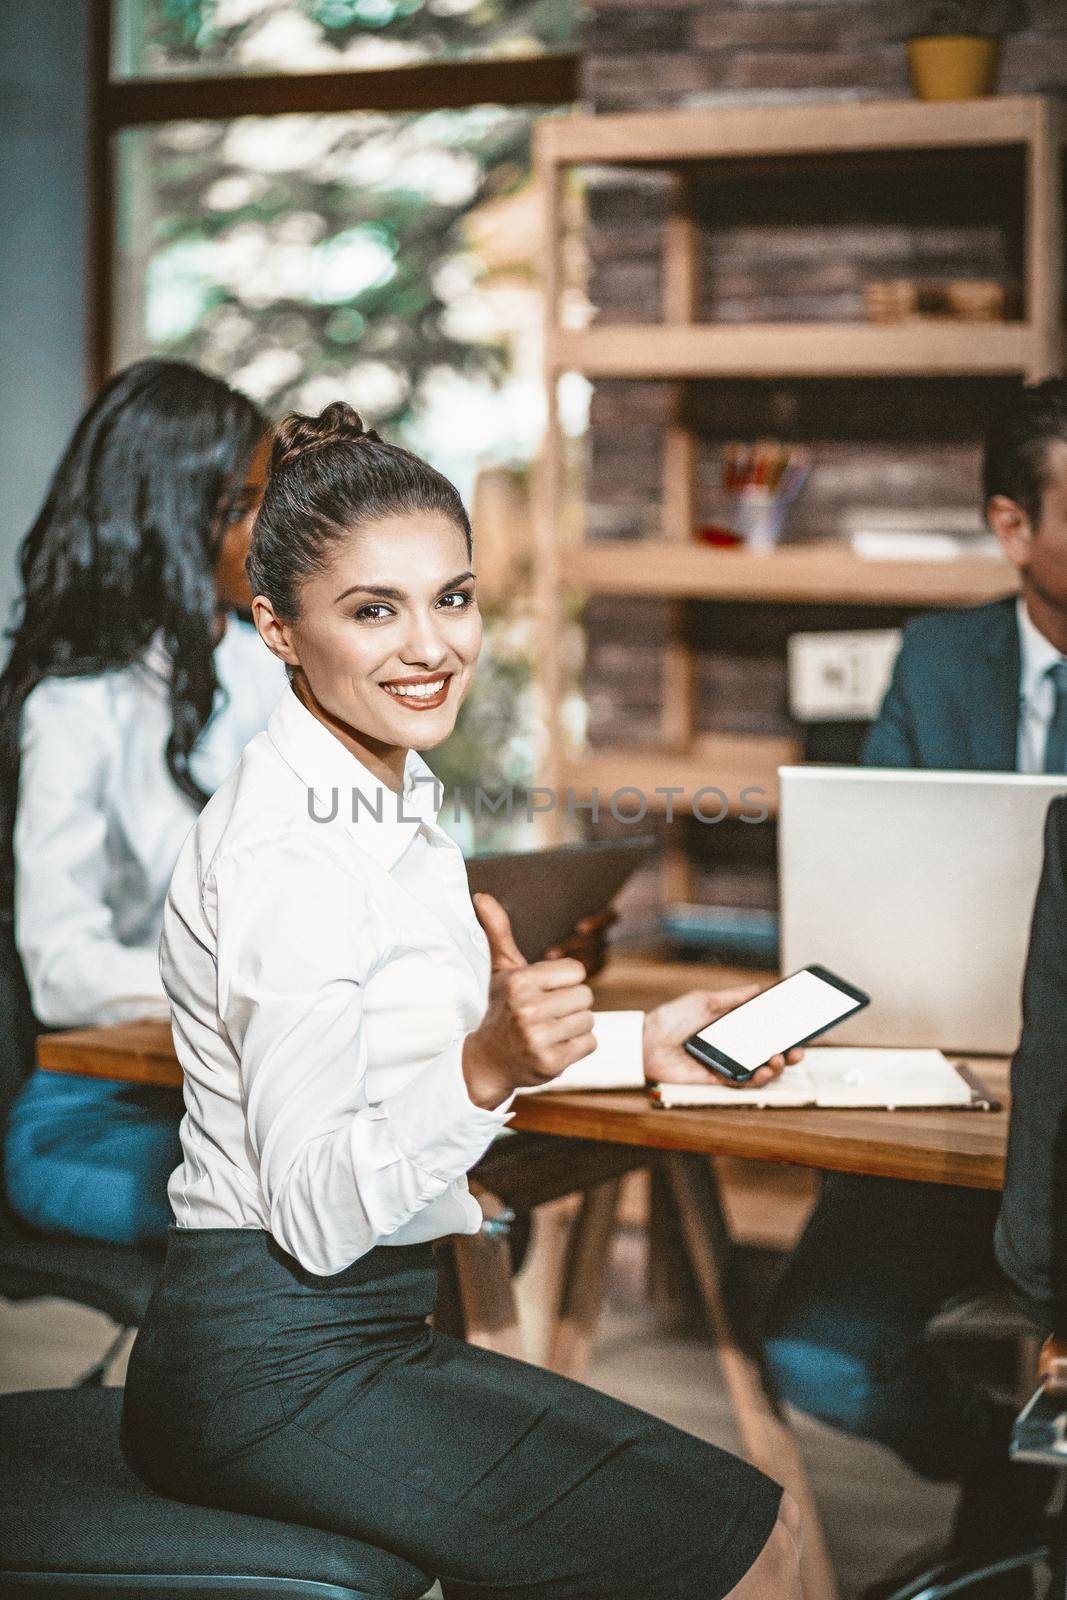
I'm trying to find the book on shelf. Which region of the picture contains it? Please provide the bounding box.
[840,506,1003,563]
[661,904,779,968]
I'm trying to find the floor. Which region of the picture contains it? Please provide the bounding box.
[574,1224,963,1598]
[0,1219,984,1599]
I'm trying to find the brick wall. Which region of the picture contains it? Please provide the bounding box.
[584,1,1067,113]
[573,1,1067,929]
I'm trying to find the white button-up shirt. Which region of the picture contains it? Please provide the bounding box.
[14,616,288,1028]
[163,686,644,1277]
[1016,597,1067,775]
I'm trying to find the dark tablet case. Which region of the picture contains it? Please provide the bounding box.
[465,836,659,962]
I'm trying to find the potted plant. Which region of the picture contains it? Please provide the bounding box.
[906,1,1027,100]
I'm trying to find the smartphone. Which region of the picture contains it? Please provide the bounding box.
[683,965,870,1083]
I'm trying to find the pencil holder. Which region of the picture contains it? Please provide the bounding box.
[728,489,790,552]
[718,442,811,552]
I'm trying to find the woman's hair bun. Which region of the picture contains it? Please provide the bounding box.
[271,401,382,473]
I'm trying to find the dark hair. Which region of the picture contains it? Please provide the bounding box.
[248,401,472,621]
[0,357,266,922]
[983,376,1067,527]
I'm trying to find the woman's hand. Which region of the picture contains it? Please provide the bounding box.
[543,907,619,979]
[643,985,804,1088]
[462,893,596,1110]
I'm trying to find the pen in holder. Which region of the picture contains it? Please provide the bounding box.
[720,442,811,552]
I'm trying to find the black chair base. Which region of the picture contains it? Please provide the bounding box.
[75,1322,133,1387]
[873,1542,1051,1600]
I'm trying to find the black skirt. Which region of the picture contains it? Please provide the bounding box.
[122,1227,781,1600]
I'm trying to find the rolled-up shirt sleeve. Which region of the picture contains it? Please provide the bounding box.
[210,837,510,1276]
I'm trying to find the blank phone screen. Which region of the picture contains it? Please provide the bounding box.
[694,969,861,1071]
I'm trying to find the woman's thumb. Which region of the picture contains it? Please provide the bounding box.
[473,892,528,971]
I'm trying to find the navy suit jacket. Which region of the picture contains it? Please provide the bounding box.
[861,596,1067,1325]
[996,794,1067,1331]
[862,595,1020,770]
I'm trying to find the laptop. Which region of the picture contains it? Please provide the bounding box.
[778,767,1067,1054]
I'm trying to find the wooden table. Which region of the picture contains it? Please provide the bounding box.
[37,1017,1010,1190]
[515,1074,1009,1190]
[36,1001,1011,1600]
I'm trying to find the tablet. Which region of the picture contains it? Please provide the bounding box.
[465,836,659,962]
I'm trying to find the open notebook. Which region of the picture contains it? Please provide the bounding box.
[651,1049,999,1111]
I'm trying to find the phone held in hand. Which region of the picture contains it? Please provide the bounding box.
[683,965,870,1083]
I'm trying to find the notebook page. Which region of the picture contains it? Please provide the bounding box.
[652,1065,817,1108]
[652,1050,971,1109]
[805,1049,970,1107]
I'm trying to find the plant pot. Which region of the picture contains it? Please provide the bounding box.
[906,34,1002,100]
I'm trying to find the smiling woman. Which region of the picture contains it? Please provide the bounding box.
[121,396,800,1600]
[248,400,482,788]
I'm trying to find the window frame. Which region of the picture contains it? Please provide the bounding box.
[88,0,579,389]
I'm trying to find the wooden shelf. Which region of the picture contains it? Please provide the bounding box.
[562,735,801,820]
[563,539,1017,606]
[536,94,1059,167]
[533,93,1065,901]
[551,321,1040,379]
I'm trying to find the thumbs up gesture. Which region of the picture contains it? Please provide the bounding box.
[461,892,597,1110]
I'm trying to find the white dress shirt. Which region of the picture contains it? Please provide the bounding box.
[1016,597,1067,775]
[163,686,645,1277]
[14,616,288,1027]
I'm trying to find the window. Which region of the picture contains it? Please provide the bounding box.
[113,0,579,78]
[95,0,579,848]
[114,106,551,497]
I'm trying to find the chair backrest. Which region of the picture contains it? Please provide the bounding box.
[0,915,41,1170]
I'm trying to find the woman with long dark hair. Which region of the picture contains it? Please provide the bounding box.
[2,358,286,1245]
[122,402,800,1599]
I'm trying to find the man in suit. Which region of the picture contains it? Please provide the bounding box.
[865,379,1067,773]
[763,377,1067,1597]
[993,795,1067,1595]
[996,793,1067,1336]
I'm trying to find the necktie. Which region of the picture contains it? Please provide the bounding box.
[1042,660,1067,773]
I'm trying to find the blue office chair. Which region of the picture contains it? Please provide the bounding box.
[0,919,165,1383]
[0,1388,433,1599]
[875,1336,1066,1600]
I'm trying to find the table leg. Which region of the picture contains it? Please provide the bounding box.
[436,1181,526,1360]
[647,1162,703,1331]
[663,1152,840,1600]
[546,1177,623,1380]
[513,1194,580,1367]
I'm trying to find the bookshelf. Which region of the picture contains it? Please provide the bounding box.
[551,322,1040,379]
[562,737,801,821]
[532,95,1065,908]
[562,541,1017,607]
